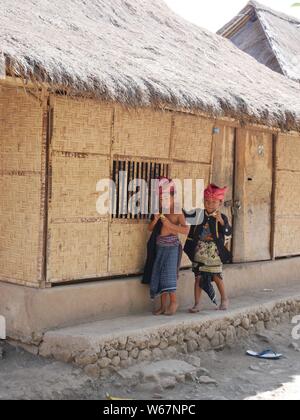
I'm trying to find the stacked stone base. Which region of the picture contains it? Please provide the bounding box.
[38,297,300,378]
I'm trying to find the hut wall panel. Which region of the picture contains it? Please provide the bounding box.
[109,223,149,275]
[47,95,112,283]
[274,219,300,257]
[51,97,113,155]
[0,87,44,286]
[113,106,172,158]
[275,171,300,217]
[276,133,300,171]
[48,221,109,282]
[275,133,300,257]
[50,153,110,220]
[0,86,42,172]
[172,115,213,163]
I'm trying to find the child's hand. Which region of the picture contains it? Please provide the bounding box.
[213,210,225,226]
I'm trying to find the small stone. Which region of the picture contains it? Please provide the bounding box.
[159,340,169,350]
[98,357,111,369]
[149,335,161,348]
[75,352,98,367]
[119,350,129,360]
[234,319,241,327]
[168,336,178,346]
[198,338,211,351]
[130,348,139,359]
[118,337,128,350]
[111,356,121,367]
[242,318,250,330]
[138,349,152,362]
[84,363,100,378]
[187,340,198,353]
[163,346,177,358]
[198,376,217,385]
[206,326,216,340]
[161,377,177,390]
[107,349,118,359]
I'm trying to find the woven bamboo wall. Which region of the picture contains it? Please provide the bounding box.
[274,133,300,257]
[47,97,111,283]
[113,105,172,158]
[47,97,216,283]
[0,86,45,287]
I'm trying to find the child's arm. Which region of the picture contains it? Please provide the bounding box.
[148,214,160,232]
[162,214,190,236]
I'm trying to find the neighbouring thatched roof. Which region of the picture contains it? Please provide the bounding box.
[1,0,300,130]
[218,1,300,83]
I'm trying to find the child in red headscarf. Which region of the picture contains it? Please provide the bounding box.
[184,184,232,312]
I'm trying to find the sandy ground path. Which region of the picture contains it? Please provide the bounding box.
[0,320,299,400]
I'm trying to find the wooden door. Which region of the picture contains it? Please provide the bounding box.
[232,129,273,262]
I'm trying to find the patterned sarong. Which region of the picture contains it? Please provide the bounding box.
[150,235,180,299]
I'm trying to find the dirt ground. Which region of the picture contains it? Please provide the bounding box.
[0,321,299,400]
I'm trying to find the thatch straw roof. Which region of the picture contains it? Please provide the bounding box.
[218,1,300,83]
[1,0,300,130]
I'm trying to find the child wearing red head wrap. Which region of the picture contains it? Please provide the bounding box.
[184,184,232,312]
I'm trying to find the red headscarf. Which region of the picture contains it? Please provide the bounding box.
[204,184,228,201]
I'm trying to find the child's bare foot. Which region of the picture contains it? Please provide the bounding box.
[189,304,201,314]
[165,303,179,316]
[218,299,229,311]
[153,307,166,316]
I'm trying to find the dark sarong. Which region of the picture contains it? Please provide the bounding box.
[150,236,180,299]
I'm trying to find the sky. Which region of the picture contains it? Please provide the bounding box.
[164,0,300,32]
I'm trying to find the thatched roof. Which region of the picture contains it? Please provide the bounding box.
[218,1,300,83]
[1,0,300,130]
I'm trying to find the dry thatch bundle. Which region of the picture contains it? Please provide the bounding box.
[1,0,300,130]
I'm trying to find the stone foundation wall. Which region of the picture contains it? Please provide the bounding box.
[38,297,300,378]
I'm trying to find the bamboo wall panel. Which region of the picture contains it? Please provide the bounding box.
[109,223,149,275]
[48,221,109,282]
[113,106,172,158]
[47,95,111,283]
[276,134,300,171]
[0,86,42,172]
[0,87,44,286]
[172,114,213,163]
[50,153,110,220]
[274,133,300,257]
[275,171,300,217]
[51,97,113,155]
[0,175,42,284]
[274,219,300,257]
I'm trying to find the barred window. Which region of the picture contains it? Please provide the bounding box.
[112,159,169,220]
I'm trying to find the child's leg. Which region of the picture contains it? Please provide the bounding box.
[213,275,229,310]
[165,292,178,316]
[189,276,203,313]
[153,293,168,316]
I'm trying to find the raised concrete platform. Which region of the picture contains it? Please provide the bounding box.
[1,257,300,344]
[39,284,300,377]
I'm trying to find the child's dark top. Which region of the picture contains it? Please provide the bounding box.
[184,212,232,264]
